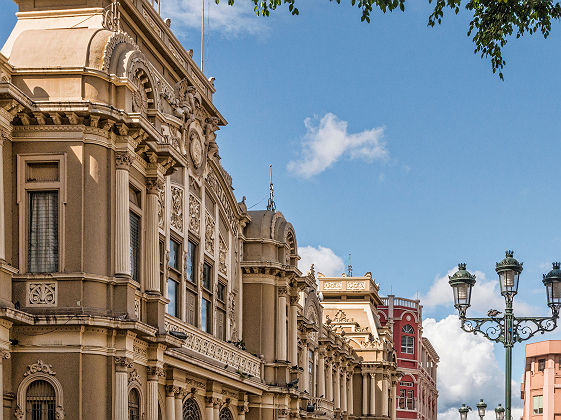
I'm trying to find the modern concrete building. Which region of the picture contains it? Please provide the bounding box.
[521,340,561,420]
[378,296,438,420]
[0,0,405,419]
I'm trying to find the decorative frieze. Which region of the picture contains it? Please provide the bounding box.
[170,185,184,233]
[205,212,215,254]
[323,281,343,290]
[27,282,56,306]
[189,194,201,235]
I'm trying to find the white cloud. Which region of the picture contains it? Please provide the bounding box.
[423,315,523,418]
[421,267,538,316]
[162,0,265,36]
[298,246,345,277]
[287,113,387,178]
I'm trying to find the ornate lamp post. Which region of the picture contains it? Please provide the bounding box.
[449,251,561,420]
[476,399,487,420]
[458,404,471,420]
[495,404,505,420]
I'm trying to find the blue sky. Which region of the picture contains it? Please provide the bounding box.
[3,0,561,417]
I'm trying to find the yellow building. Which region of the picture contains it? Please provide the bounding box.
[0,1,401,419]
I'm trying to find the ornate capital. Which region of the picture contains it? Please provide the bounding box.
[0,350,10,360]
[166,385,182,396]
[115,151,133,170]
[146,178,164,194]
[278,286,288,296]
[147,366,166,378]
[114,356,133,369]
[289,295,299,305]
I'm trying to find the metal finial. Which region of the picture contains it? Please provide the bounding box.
[267,164,276,212]
[347,253,353,277]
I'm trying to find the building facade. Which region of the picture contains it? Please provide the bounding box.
[0,0,406,419]
[378,296,438,420]
[521,340,561,420]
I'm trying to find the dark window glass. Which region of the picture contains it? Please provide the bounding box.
[183,398,202,420]
[186,241,197,284]
[216,308,226,341]
[538,359,546,371]
[402,324,414,334]
[202,298,212,333]
[128,389,140,420]
[28,191,59,273]
[167,279,178,317]
[187,290,197,326]
[169,239,180,270]
[217,283,226,302]
[401,335,414,354]
[25,380,56,420]
[130,211,140,282]
[203,263,212,291]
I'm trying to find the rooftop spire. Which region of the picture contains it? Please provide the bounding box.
[347,253,353,277]
[267,164,276,212]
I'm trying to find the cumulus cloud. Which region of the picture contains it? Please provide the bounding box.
[423,315,522,418]
[298,246,345,277]
[161,0,265,35]
[421,267,538,316]
[287,113,388,178]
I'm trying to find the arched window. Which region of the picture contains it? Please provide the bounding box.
[183,398,202,420]
[219,407,234,420]
[26,380,56,420]
[128,388,140,420]
[401,324,415,354]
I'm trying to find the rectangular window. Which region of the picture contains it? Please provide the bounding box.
[538,359,546,371]
[217,283,226,302]
[167,279,178,318]
[399,389,406,409]
[186,290,197,326]
[186,241,197,284]
[406,390,415,409]
[216,308,226,341]
[400,381,414,388]
[401,335,414,354]
[202,263,212,291]
[28,191,59,273]
[169,239,179,270]
[130,212,140,282]
[202,298,212,333]
[533,395,543,414]
[308,350,314,395]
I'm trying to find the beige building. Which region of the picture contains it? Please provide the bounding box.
[0,0,400,419]
[521,340,561,420]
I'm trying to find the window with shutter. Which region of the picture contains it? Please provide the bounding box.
[28,191,59,273]
[187,290,197,326]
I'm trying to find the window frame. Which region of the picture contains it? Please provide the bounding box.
[128,179,145,285]
[538,358,546,372]
[533,395,543,414]
[17,154,67,273]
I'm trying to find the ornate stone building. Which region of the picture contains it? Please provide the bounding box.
[0,0,401,419]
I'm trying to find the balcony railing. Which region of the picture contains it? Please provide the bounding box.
[380,296,420,310]
[164,314,262,379]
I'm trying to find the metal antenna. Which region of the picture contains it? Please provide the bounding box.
[347,253,353,277]
[201,0,204,71]
[267,164,276,212]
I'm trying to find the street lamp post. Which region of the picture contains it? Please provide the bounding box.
[458,402,505,420]
[449,251,561,420]
[476,399,487,420]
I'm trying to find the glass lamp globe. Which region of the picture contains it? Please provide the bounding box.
[476,399,487,418]
[495,404,505,420]
[543,262,561,314]
[496,250,523,297]
[459,404,471,420]
[449,264,476,316]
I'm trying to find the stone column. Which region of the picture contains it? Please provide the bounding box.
[382,375,389,416]
[205,398,214,420]
[391,381,397,420]
[175,388,184,420]
[289,296,298,365]
[146,368,163,420]
[348,371,354,415]
[341,370,347,413]
[0,133,5,261]
[0,351,9,420]
[145,179,163,293]
[115,152,132,276]
[165,387,176,420]
[335,365,341,409]
[362,372,368,416]
[238,405,249,420]
[114,357,132,420]
[318,351,326,398]
[370,373,376,416]
[326,359,333,401]
[213,399,220,419]
[302,341,309,393]
[276,287,288,361]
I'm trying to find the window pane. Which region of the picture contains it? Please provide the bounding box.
[217,283,226,302]
[402,324,414,334]
[203,263,212,291]
[216,308,226,340]
[187,291,197,326]
[202,298,211,333]
[28,191,58,273]
[130,212,140,282]
[167,279,178,317]
[169,239,179,270]
[186,241,197,284]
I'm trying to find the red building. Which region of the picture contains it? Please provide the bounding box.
[378,295,439,420]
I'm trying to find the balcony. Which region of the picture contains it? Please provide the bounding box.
[164,314,262,379]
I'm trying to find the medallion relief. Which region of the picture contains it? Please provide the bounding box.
[28,282,56,306]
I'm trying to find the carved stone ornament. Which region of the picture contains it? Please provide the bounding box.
[218,236,228,275]
[278,287,288,296]
[114,357,133,369]
[146,178,163,195]
[204,117,220,160]
[24,360,56,377]
[132,71,149,115]
[205,212,215,254]
[128,369,141,384]
[333,309,353,323]
[147,366,166,378]
[28,282,56,306]
[115,152,133,169]
[170,185,184,232]
[189,131,204,168]
[158,188,165,229]
[189,195,201,235]
[15,406,24,420]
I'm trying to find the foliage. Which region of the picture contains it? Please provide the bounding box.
[216,0,561,79]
